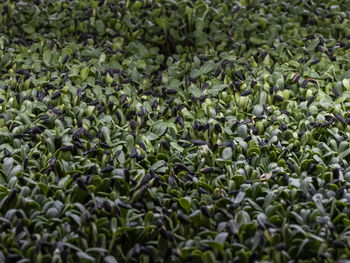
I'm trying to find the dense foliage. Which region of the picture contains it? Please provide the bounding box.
[1,0,350,262]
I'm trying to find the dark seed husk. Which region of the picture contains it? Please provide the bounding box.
[51,91,62,100]
[175,163,191,173]
[177,115,184,127]
[333,168,340,179]
[336,186,346,199]
[275,243,286,251]
[15,69,30,76]
[8,189,17,202]
[261,51,268,60]
[140,173,151,185]
[101,166,114,173]
[274,95,284,102]
[76,178,87,191]
[160,140,170,150]
[120,94,127,104]
[134,243,141,255]
[250,80,257,88]
[168,175,176,188]
[291,73,300,83]
[202,82,209,90]
[241,89,252,96]
[13,132,27,138]
[99,142,111,148]
[177,210,190,224]
[214,67,221,77]
[307,95,315,106]
[157,71,162,86]
[214,123,222,133]
[23,157,28,170]
[201,167,215,174]
[332,240,347,248]
[200,205,211,217]
[199,186,209,194]
[308,163,316,174]
[130,146,138,158]
[129,120,138,131]
[62,55,69,64]
[312,176,319,189]
[235,72,245,81]
[165,89,177,95]
[279,123,287,130]
[334,113,345,123]
[60,145,74,152]
[301,79,309,88]
[116,110,122,122]
[88,99,99,106]
[192,140,207,146]
[4,148,11,157]
[309,58,320,66]
[138,141,147,151]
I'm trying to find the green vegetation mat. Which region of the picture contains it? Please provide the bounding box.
[1,0,350,262]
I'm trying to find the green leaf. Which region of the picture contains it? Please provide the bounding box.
[3,157,14,177]
[178,197,191,213]
[86,247,108,253]
[201,250,216,263]
[343,79,350,91]
[222,147,233,160]
[155,18,168,31]
[306,39,320,52]
[188,85,202,97]
[343,70,350,79]
[339,148,350,160]
[296,238,309,257]
[103,256,118,263]
[152,122,167,136]
[22,24,35,34]
[102,126,111,145]
[95,20,105,35]
[43,50,52,67]
[237,125,248,139]
[150,160,165,170]
[145,132,159,141]
[10,164,21,177]
[38,182,49,195]
[215,232,228,244]
[170,142,184,152]
[196,18,205,32]
[76,251,95,262]
[190,68,201,79]
[201,61,216,75]
[234,192,245,204]
[313,194,326,216]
